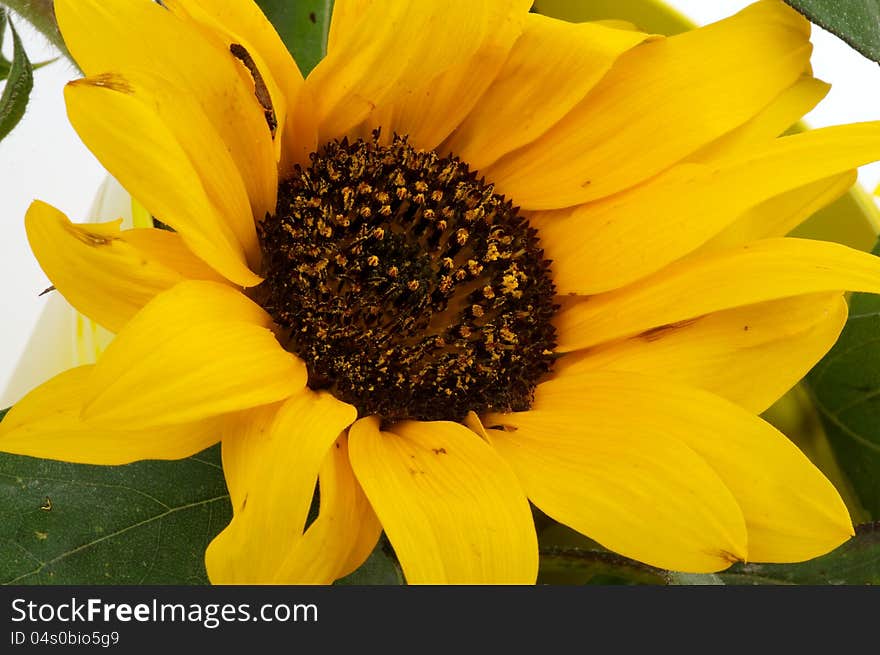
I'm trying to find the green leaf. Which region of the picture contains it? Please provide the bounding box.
[0,408,9,423]
[538,547,667,585]
[31,56,58,71]
[255,0,333,77]
[784,1,880,64]
[336,536,404,585]
[0,15,34,141]
[538,528,880,585]
[805,240,880,519]
[720,522,880,584]
[0,445,230,584]
[665,572,724,585]
[1,57,56,81]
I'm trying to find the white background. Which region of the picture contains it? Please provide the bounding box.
[2,0,880,393]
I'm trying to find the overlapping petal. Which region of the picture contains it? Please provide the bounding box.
[55,0,277,220]
[485,0,812,209]
[556,238,880,352]
[349,417,538,584]
[122,228,231,283]
[206,392,358,584]
[557,293,847,413]
[307,0,512,142]
[445,15,653,169]
[703,172,856,250]
[535,122,880,295]
[275,434,383,583]
[690,76,829,162]
[508,370,853,565]
[25,201,225,333]
[0,367,223,464]
[484,395,749,573]
[355,0,531,151]
[81,281,306,428]
[164,0,318,170]
[65,76,261,287]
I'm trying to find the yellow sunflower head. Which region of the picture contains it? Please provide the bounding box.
[4,0,880,583]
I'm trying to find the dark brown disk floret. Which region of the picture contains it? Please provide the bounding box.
[257,133,558,422]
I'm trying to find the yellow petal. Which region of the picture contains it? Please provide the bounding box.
[558,293,848,413]
[556,237,880,352]
[348,417,537,584]
[307,0,510,141]
[446,15,653,170]
[703,172,856,251]
[55,0,276,221]
[485,0,811,209]
[64,77,261,287]
[356,0,530,151]
[588,19,640,31]
[0,366,223,464]
[25,201,188,333]
[212,403,280,518]
[82,281,306,428]
[691,76,830,162]
[275,434,383,583]
[325,0,369,53]
[101,69,260,270]
[164,0,318,173]
[206,391,357,584]
[484,400,748,572]
[167,0,298,85]
[536,122,880,295]
[122,228,230,284]
[521,370,854,564]
[463,410,491,442]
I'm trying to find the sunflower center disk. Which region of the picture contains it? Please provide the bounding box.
[258,134,558,422]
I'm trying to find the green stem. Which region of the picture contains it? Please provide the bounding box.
[1,0,74,65]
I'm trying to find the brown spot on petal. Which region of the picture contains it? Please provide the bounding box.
[637,318,700,343]
[230,43,277,137]
[76,73,134,94]
[66,225,116,247]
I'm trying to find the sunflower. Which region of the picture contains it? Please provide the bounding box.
[4,0,880,584]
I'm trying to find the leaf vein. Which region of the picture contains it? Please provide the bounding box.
[812,395,880,455]
[0,473,173,510]
[2,494,228,584]
[809,332,880,388]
